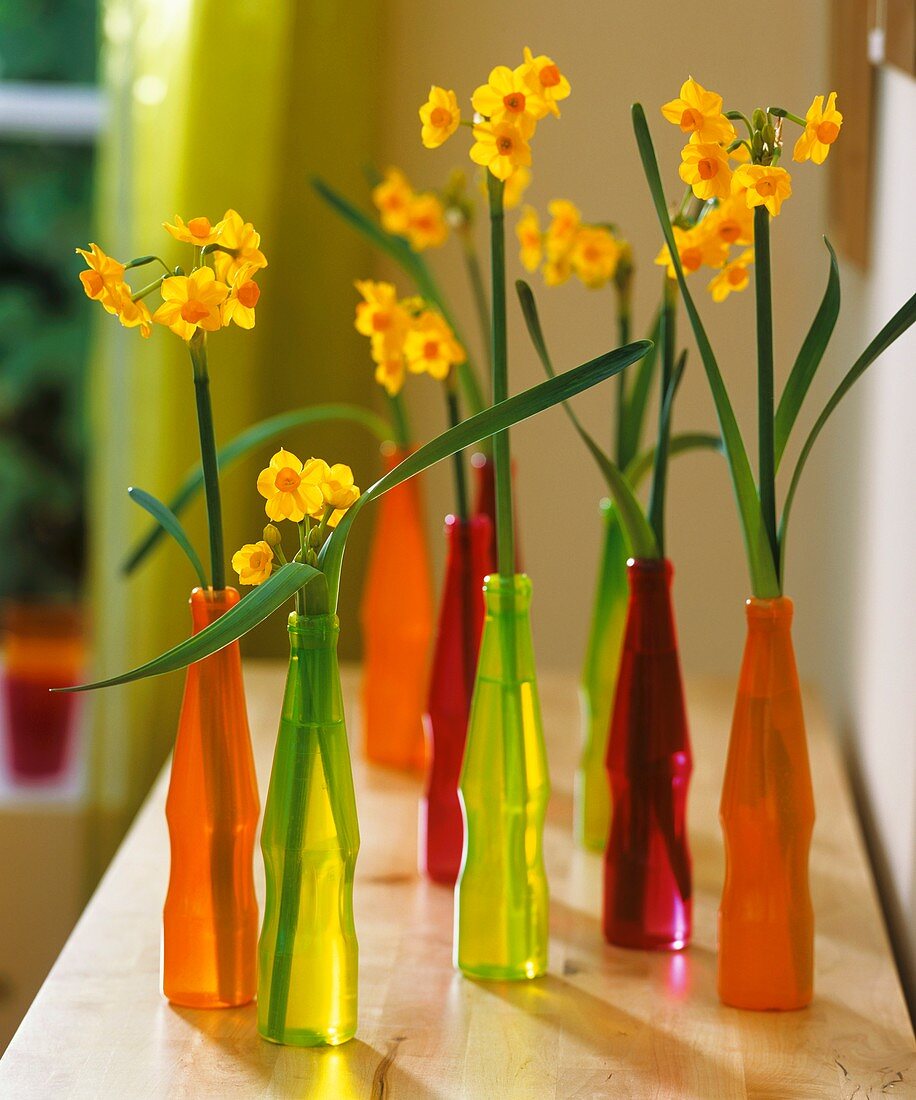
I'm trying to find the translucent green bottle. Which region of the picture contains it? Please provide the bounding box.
[258,612,359,1046]
[576,501,629,851]
[455,573,549,981]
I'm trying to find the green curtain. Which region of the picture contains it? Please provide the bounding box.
[86,0,382,879]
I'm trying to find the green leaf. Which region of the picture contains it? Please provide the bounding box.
[127,486,207,589]
[619,308,661,468]
[779,290,916,578]
[56,562,320,693]
[123,403,391,576]
[624,431,723,488]
[774,238,841,469]
[647,350,687,554]
[320,338,656,600]
[631,102,780,597]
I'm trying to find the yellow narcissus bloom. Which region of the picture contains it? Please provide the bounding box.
[404,310,465,380]
[153,267,228,340]
[76,243,125,310]
[372,167,414,236]
[502,165,531,210]
[520,47,571,117]
[163,214,225,247]
[516,206,542,272]
[729,142,751,164]
[354,279,411,364]
[679,142,732,201]
[571,226,620,289]
[661,77,735,145]
[320,463,360,515]
[470,118,533,181]
[654,224,727,279]
[232,541,274,585]
[708,248,754,302]
[109,284,153,338]
[472,65,548,127]
[543,255,572,286]
[405,192,449,250]
[703,197,754,247]
[212,209,267,283]
[374,356,406,396]
[732,164,793,217]
[221,263,261,329]
[545,199,580,260]
[257,448,325,523]
[793,92,842,165]
[419,86,461,149]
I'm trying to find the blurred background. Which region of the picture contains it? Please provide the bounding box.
[0,0,912,1048]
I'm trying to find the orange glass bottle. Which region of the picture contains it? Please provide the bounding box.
[162,587,259,1008]
[718,596,814,1011]
[360,445,433,771]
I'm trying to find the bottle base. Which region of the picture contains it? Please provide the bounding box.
[457,960,547,982]
[718,988,812,1012]
[604,928,690,952]
[258,1024,356,1047]
[164,988,255,1010]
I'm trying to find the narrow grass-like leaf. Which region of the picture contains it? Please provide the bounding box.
[127,487,207,589]
[647,351,687,554]
[624,431,723,488]
[56,562,320,692]
[774,238,841,469]
[123,403,391,576]
[619,308,661,468]
[632,102,779,597]
[779,290,916,579]
[320,338,655,601]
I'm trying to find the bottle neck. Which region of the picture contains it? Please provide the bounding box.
[744,596,794,636]
[189,586,240,633]
[287,611,340,653]
[625,558,677,654]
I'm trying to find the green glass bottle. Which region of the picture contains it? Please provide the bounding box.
[576,501,629,851]
[258,612,359,1046]
[455,573,549,981]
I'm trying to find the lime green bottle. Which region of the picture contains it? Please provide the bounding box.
[258,612,359,1046]
[576,501,629,851]
[455,573,549,980]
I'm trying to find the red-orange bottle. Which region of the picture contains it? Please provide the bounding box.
[162,587,259,1008]
[360,445,433,771]
[718,596,814,1011]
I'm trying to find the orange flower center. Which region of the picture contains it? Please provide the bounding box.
[583,244,601,263]
[727,266,747,286]
[371,311,390,332]
[718,220,740,243]
[503,92,526,114]
[423,339,440,359]
[697,157,720,180]
[187,216,212,239]
[237,280,260,308]
[816,120,839,144]
[82,270,105,296]
[412,214,434,231]
[496,134,515,154]
[679,107,704,132]
[383,193,406,211]
[180,299,210,324]
[681,247,702,273]
[275,468,301,492]
[539,64,561,88]
[755,177,777,197]
[249,551,266,570]
[430,106,452,128]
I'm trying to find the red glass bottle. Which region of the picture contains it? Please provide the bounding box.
[420,513,491,884]
[603,558,692,951]
[471,452,521,571]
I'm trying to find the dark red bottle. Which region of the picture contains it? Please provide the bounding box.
[603,557,692,950]
[471,452,521,571]
[420,513,491,884]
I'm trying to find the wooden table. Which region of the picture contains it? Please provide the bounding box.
[1,664,913,1098]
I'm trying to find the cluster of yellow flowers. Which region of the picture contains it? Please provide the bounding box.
[516,199,628,290]
[419,47,570,182]
[354,280,465,396]
[76,210,267,339]
[232,448,361,585]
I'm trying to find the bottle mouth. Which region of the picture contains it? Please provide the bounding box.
[190,586,240,613]
[745,596,794,624]
[482,572,532,604]
[626,557,673,586]
[287,611,340,642]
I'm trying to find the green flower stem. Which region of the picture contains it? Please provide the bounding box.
[647,277,676,552]
[768,107,807,127]
[487,173,514,580]
[385,392,412,449]
[615,301,631,466]
[188,331,225,590]
[131,274,166,301]
[445,384,469,522]
[754,207,779,574]
[459,225,493,374]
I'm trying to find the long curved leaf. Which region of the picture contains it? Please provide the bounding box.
[56,562,319,693]
[774,238,841,469]
[624,431,723,488]
[127,487,207,589]
[123,403,391,576]
[320,338,655,601]
[515,279,658,557]
[632,102,780,597]
[779,290,916,578]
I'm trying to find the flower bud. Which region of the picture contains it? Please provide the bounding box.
[751,132,764,160]
[262,523,282,549]
[752,108,767,132]
[308,525,323,547]
[763,123,776,150]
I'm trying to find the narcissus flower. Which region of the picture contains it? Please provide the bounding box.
[110,284,153,337]
[732,164,793,217]
[520,47,571,117]
[404,310,465,380]
[545,199,581,260]
[372,167,414,236]
[661,78,735,144]
[320,463,360,513]
[153,267,228,340]
[257,448,324,522]
[163,214,225,247]
[516,206,542,272]
[212,209,267,283]
[405,192,449,250]
[571,226,620,289]
[76,243,124,309]
[472,65,548,126]
[543,255,572,286]
[679,142,732,201]
[655,224,727,279]
[374,356,406,396]
[470,119,533,181]
[793,92,842,165]
[221,264,261,329]
[703,197,754,247]
[354,279,411,363]
[232,541,274,585]
[502,165,531,210]
[708,248,754,302]
[420,85,461,148]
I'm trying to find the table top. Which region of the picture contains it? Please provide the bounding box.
[1,663,913,1099]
